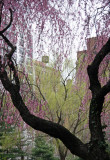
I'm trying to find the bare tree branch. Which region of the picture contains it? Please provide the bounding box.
[99,80,110,97]
[87,38,110,93]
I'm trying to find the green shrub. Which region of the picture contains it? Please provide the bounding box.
[31,136,59,160]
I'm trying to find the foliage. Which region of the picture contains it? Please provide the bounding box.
[73,157,83,160]
[32,60,89,159]
[31,136,59,160]
[0,119,26,160]
[33,60,87,130]
[106,144,110,156]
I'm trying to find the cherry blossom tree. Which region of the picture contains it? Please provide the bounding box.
[0,0,110,160]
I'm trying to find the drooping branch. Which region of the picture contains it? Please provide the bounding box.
[1,33,16,58]
[0,34,19,91]
[0,0,3,27]
[0,8,13,34]
[0,8,19,91]
[0,8,15,59]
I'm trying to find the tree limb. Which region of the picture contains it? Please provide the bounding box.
[87,37,110,93]
[87,37,110,143]
[0,69,88,159]
[0,8,13,34]
[99,80,110,97]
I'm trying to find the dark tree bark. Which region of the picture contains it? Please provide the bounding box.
[58,148,67,160]
[0,8,110,160]
[21,155,24,160]
[57,141,68,160]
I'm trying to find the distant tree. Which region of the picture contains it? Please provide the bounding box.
[31,136,59,160]
[32,59,88,160]
[0,120,26,160]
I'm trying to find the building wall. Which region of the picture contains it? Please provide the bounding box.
[76,36,109,82]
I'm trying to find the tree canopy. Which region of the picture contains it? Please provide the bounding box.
[0,0,110,160]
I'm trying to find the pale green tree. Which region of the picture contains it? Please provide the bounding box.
[29,59,89,160]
